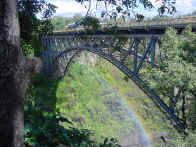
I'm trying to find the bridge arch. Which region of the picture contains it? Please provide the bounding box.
[51,46,185,131]
[41,23,196,134]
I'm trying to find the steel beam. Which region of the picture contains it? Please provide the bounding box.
[133,39,139,75]
[151,39,156,68]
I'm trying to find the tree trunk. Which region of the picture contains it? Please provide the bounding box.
[0,1,42,146]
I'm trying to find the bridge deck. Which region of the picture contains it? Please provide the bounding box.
[53,23,196,37]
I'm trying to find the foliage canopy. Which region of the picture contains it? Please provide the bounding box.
[17,0,56,42]
[75,0,176,21]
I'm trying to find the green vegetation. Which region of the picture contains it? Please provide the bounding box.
[17,0,56,42]
[25,71,122,146]
[17,0,56,57]
[25,63,142,146]
[21,33,44,57]
[139,26,196,130]
[158,131,196,147]
[79,16,101,32]
[21,41,34,57]
[56,63,135,141]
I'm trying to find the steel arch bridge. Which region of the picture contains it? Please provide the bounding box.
[41,25,196,133]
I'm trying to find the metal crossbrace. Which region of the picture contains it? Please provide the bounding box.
[134,38,155,75]
[120,47,159,67]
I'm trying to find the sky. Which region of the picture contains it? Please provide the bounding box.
[47,0,196,18]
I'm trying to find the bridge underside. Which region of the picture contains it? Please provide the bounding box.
[41,33,188,133]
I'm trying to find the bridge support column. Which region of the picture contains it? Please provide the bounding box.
[151,39,156,68]
[133,39,139,75]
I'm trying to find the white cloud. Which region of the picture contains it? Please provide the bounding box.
[50,0,87,16]
[49,0,196,17]
[50,0,116,17]
[175,0,196,15]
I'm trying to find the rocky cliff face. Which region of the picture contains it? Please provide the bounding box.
[78,51,99,65]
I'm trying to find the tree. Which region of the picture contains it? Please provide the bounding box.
[0,0,42,146]
[79,16,100,31]
[0,0,177,146]
[17,0,56,42]
[141,26,196,130]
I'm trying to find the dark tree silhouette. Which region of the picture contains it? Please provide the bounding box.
[0,0,41,146]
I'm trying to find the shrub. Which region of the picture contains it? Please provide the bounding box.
[159,131,196,147]
[79,16,100,32]
[22,40,34,57]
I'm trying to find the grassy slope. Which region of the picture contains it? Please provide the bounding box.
[31,63,136,142]
[56,63,137,141]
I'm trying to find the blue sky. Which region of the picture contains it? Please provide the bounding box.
[47,0,196,17]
